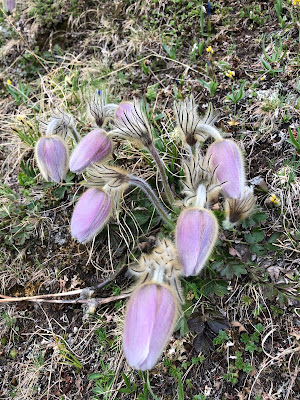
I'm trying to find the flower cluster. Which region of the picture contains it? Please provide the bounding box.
[34,93,256,371]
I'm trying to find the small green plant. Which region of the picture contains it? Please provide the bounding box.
[5,81,32,107]
[55,337,82,371]
[287,127,300,154]
[88,361,115,399]
[198,78,219,97]
[226,82,246,106]
[119,373,137,394]
[162,38,180,60]
[260,34,286,75]
[274,0,286,28]
[190,41,205,61]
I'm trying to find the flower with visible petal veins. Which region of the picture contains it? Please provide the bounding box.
[71,188,112,243]
[69,129,113,174]
[123,283,178,371]
[176,207,218,276]
[35,135,68,183]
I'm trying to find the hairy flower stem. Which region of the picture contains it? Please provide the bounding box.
[148,142,175,205]
[68,124,81,144]
[129,174,174,228]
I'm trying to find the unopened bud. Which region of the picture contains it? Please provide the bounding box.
[123,283,178,371]
[71,188,112,243]
[206,139,245,199]
[176,207,218,276]
[35,135,68,183]
[69,129,113,174]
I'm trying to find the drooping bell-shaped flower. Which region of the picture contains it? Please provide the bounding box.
[123,283,178,371]
[176,207,218,276]
[206,139,245,199]
[71,188,112,243]
[35,135,68,183]
[69,129,112,174]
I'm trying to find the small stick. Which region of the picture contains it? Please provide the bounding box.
[0,265,127,304]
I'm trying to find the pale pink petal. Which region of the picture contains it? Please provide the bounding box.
[124,284,177,371]
[176,208,218,276]
[69,129,112,174]
[70,188,112,243]
[35,136,68,183]
[206,139,245,199]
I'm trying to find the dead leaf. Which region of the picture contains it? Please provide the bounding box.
[231,320,248,333]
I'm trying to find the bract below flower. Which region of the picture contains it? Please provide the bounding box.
[206,139,245,199]
[69,129,112,174]
[35,135,68,183]
[71,188,112,243]
[123,283,177,371]
[176,207,218,276]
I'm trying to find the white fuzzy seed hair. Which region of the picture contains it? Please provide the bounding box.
[127,238,183,303]
[223,186,257,229]
[110,100,153,148]
[86,163,130,191]
[89,90,118,127]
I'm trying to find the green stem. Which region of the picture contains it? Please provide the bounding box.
[69,124,81,144]
[146,371,161,400]
[129,174,174,229]
[148,142,174,205]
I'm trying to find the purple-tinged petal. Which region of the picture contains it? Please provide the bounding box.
[206,139,245,199]
[115,102,134,121]
[71,188,112,243]
[176,207,218,276]
[124,283,177,371]
[35,135,68,183]
[69,129,112,174]
[5,0,16,12]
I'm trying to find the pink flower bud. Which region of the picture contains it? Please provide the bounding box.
[176,207,218,276]
[5,0,16,12]
[69,129,112,174]
[115,102,134,121]
[206,139,245,199]
[71,188,112,243]
[35,135,68,183]
[124,283,177,371]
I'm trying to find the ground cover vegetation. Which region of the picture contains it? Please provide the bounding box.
[0,0,299,399]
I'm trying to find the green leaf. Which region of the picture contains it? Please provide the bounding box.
[243,362,254,374]
[215,262,247,280]
[268,232,281,243]
[88,373,102,380]
[178,376,184,400]
[201,279,229,297]
[249,243,265,256]
[245,228,265,244]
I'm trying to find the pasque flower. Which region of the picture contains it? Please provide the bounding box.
[123,283,178,370]
[206,139,245,199]
[35,135,68,183]
[71,188,112,243]
[69,129,113,174]
[176,207,218,276]
[112,100,153,147]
